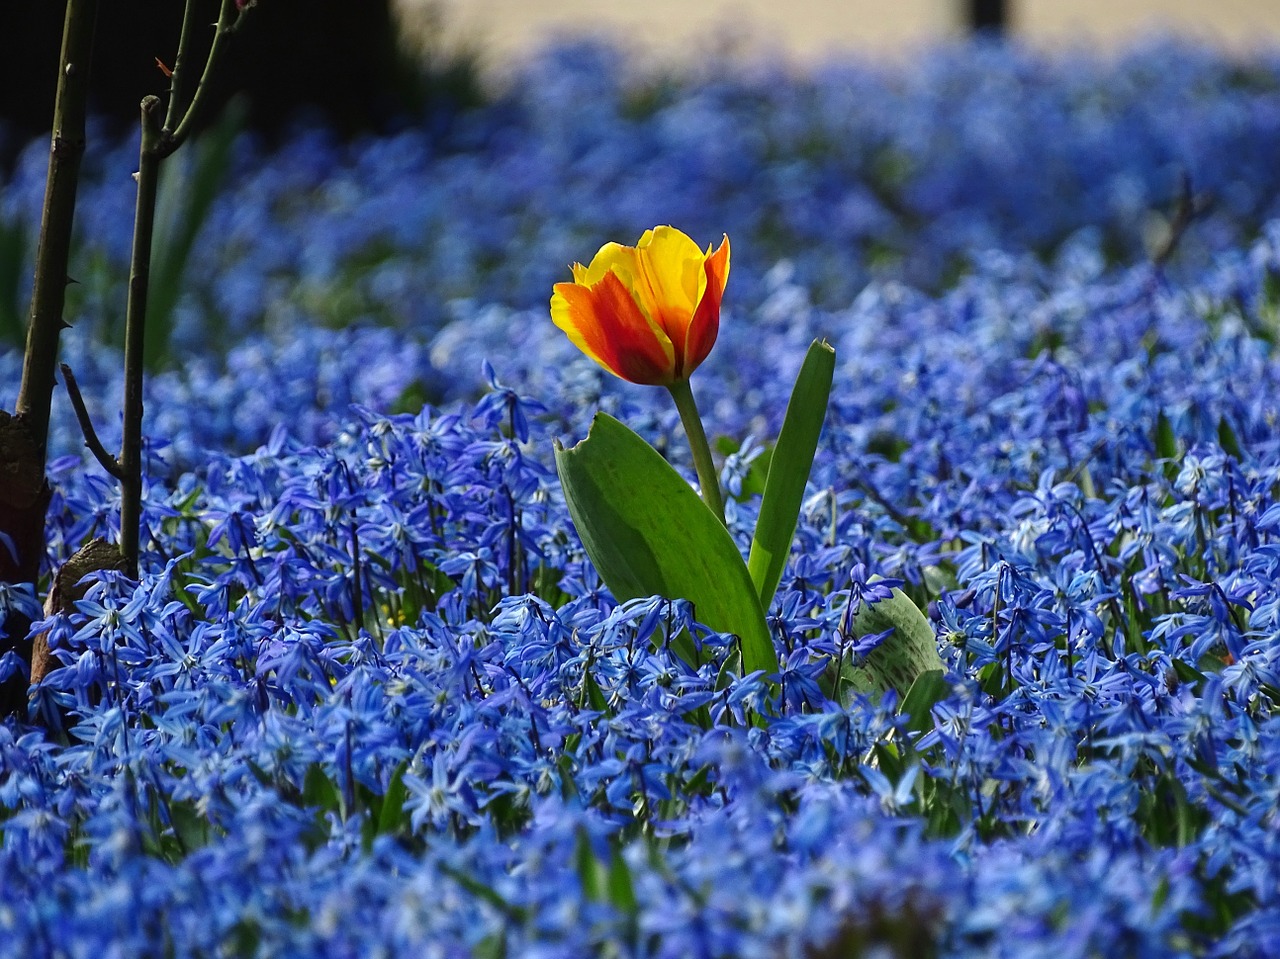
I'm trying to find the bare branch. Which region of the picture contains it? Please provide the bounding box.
[1152,171,1213,269]
[59,363,122,480]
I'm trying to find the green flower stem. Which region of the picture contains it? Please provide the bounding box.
[666,379,725,525]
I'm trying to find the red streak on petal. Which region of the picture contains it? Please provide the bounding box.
[681,237,729,378]
[552,282,612,368]
[590,271,676,384]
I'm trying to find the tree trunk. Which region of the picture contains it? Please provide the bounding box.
[0,0,98,718]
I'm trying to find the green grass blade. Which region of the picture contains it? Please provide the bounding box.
[607,843,638,915]
[747,338,835,609]
[555,412,778,676]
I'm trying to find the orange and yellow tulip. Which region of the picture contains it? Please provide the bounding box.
[550,226,730,386]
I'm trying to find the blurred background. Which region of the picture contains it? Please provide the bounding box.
[419,0,1280,68]
[4,0,1280,374]
[5,0,1280,153]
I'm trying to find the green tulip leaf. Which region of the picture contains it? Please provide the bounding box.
[555,412,778,676]
[832,588,945,702]
[715,435,773,502]
[747,339,836,609]
[898,669,949,735]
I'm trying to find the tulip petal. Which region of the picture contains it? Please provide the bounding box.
[575,242,661,333]
[576,241,640,288]
[681,235,729,377]
[551,226,728,385]
[637,226,703,312]
[633,226,705,348]
[552,273,676,384]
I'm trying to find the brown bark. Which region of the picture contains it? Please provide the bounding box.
[29,538,125,686]
[0,412,51,715]
[0,0,98,719]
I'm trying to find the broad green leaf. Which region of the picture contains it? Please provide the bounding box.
[473,934,508,959]
[302,763,340,812]
[1217,415,1243,460]
[376,761,409,836]
[715,435,773,502]
[575,826,605,902]
[747,339,836,609]
[834,588,945,702]
[555,412,777,675]
[1171,657,1209,690]
[575,825,638,917]
[580,667,609,712]
[978,661,1008,699]
[169,798,212,853]
[898,669,948,735]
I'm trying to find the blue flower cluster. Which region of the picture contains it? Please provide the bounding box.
[2,36,1280,958]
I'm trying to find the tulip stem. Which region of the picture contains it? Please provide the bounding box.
[666,379,725,525]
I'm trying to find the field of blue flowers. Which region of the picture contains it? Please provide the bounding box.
[2,36,1280,956]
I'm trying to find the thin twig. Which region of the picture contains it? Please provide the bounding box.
[165,0,256,154]
[117,0,256,581]
[118,96,165,579]
[162,0,204,135]
[59,363,122,480]
[1152,171,1213,269]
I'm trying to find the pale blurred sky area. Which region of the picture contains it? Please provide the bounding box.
[397,1,1280,72]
